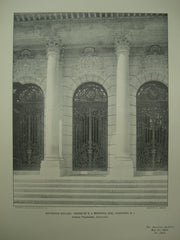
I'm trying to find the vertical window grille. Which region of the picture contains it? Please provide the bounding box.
[73,82,108,170]
[136,81,168,171]
[13,83,44,170]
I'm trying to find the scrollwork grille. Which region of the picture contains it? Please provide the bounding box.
[73,82,108,170]
[13,83,44,170]
[136,81,168,171]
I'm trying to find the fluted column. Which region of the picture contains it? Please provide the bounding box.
[40,39,61,178]
[109,34,133,179]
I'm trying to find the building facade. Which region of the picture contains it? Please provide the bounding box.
[13,13,168,180]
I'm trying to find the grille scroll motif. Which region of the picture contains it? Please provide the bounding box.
[136,81,168,171]
[73,82,108,170]
[13,83,44,170]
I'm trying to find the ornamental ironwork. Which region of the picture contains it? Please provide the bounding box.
[13,83,44,170]
[136,81,168,171]
[73,82,108,170]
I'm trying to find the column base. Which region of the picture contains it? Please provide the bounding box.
[40,155,61,178]
[108,155,134,179]
[59,158,66,176]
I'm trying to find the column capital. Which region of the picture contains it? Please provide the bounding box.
[114,34,130,56]
[46,39,61,57]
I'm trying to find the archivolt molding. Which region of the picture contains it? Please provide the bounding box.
[63,77,77,92]
[78,74,101,90]
[68,49,115,101]
[102,75,116,90]
[129,46,168,162]
[130,71,168,99]
[129,71,168,145]
[13,76,46,94]
[130,45,168,99]
[141,45,168,82]
[63,73,115,111]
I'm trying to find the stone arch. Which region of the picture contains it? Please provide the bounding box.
[129,72,168,171]
[62,74,116,174]
[13,76,46,94]
[136,81,168,171]
[13,82,44,170]
[63,74,115,110]
[72,81,108,170]
[130,72,168,100]
[72,74,109,93]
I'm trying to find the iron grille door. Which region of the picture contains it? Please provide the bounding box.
[73,82,108,170]
[136,81,168,171]
[13,83,44,170]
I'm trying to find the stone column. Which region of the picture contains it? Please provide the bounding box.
[58,50,65,176]
[110,35,133,179]
[40,39,61,178]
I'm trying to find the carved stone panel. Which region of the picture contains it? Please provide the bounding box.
[13,50,47,92]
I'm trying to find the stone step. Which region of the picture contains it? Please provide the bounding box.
[13,178,168,184]
[13,178,168,207]
[14,193,167,200]
[14,199,168,207]
[14,183,167,189]
[14,188,167,194]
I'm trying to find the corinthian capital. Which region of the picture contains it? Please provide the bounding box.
[46,39,61,57]
[114,34,130,56]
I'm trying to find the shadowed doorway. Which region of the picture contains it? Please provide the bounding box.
[136,81,168,171]
[13,83,44,170]
[73,82,108,171]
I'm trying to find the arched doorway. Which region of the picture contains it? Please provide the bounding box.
[13,83,44,170]
[136,81,168,171]
[73,82,108,171]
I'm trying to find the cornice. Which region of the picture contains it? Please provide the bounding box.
[14,12,167,23]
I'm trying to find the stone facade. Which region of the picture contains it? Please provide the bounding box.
[61,47,116,176]
[13,13,168,178]
[129,45,168,174]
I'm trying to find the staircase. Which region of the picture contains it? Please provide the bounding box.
[13,176,168,207]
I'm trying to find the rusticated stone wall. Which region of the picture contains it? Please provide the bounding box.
[13,43,168,174]
[129,45,168,172]
[61,47,116,174]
